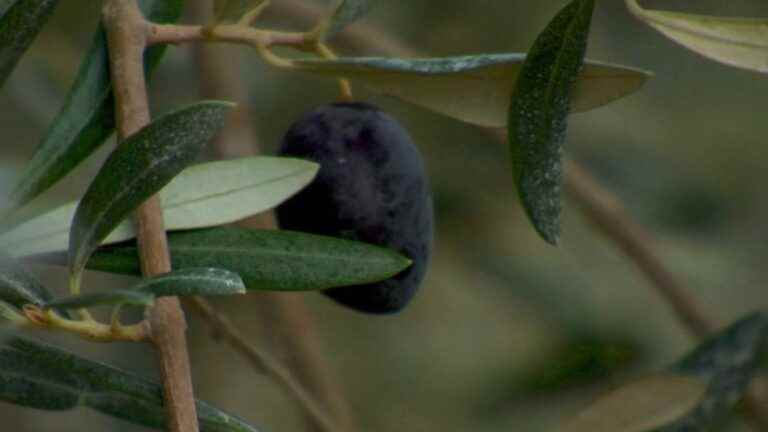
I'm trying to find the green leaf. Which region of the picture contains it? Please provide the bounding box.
[44,290,154,310]
[558,374,708,432]
[507,0,595,244]
[0,299,25,323]
[7,0,185,210]
[626,0,768,73]
[133,267,246,297]
[292,55,650,128]
[0,255,53,309]
[75,227,412,291]
[0,156,318,258]
[68,101,234,283]
[213,0,266,23]
[0,0,58,88]
[320,0,376,38]
[658,312,768,431]
[0,336,261,431]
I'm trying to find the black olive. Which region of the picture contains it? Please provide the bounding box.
[276,102,434,313]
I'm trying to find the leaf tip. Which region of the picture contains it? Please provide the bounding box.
[533,221,560,246]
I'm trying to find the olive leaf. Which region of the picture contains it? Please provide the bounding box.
[68,101,234,285]
[0,299,25,323]
[507,0,595,244]
[44,290,155,310]
[0,156,318,258]
[213,0,266,23]
[559,374,708,432]
[0,255,70,318]
[7,0,185,210]
[0,255,54,309]
[659,311,768,431]
[293,55,649,128]
[319,0,376,38]
[39,227,412,292]
[0,336,262,431]
[0,0,58,88]
[133,267,246,297]
[626,0,768,73]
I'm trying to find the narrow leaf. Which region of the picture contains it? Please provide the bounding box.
[626,0,768,73]
[44,290,154,310]
[68,101,234,281]
[51,227,411,291]
[133,267,246,297]
[321,0,375,38]
[0,299,25,323]
[7,0,185,209]
[0,156,318,258]
[293,55,650,128]
[213,0,266,23]
[508,0,595,244]
[0,0,58,88]
[559,374,707,432]
[0,336,261,431]
[0,372,79,410]
[658,312,768,431]
[0,255,53,308]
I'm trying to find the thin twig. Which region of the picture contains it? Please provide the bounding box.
[148,23,309,50]
[185,297,338,432]
[102,2,199,431]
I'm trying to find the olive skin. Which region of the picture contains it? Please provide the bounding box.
[276,102,434,314]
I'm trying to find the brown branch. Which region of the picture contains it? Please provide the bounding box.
[186,2,353,432]
[102,2,199,432]
[148,23,309,48]
[562,160,717,337]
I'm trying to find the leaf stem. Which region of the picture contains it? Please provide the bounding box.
[102,1,199,432]
[23,305,147,342]
[314,43,354,101]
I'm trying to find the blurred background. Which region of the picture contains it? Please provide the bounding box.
[2,0,768,430]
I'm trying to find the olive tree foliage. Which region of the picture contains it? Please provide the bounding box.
[0,0,766,431]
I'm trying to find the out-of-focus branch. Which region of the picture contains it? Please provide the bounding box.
[102,1,198,432]
[563,159,716,337]
[184,297,337,431]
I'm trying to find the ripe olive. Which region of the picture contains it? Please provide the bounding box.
[276,102,434,314]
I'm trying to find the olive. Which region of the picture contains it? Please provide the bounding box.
[276,102,434,314]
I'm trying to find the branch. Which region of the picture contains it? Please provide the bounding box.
[102,2,199,432]
[148,23,309,48]
[563,160,717,336]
